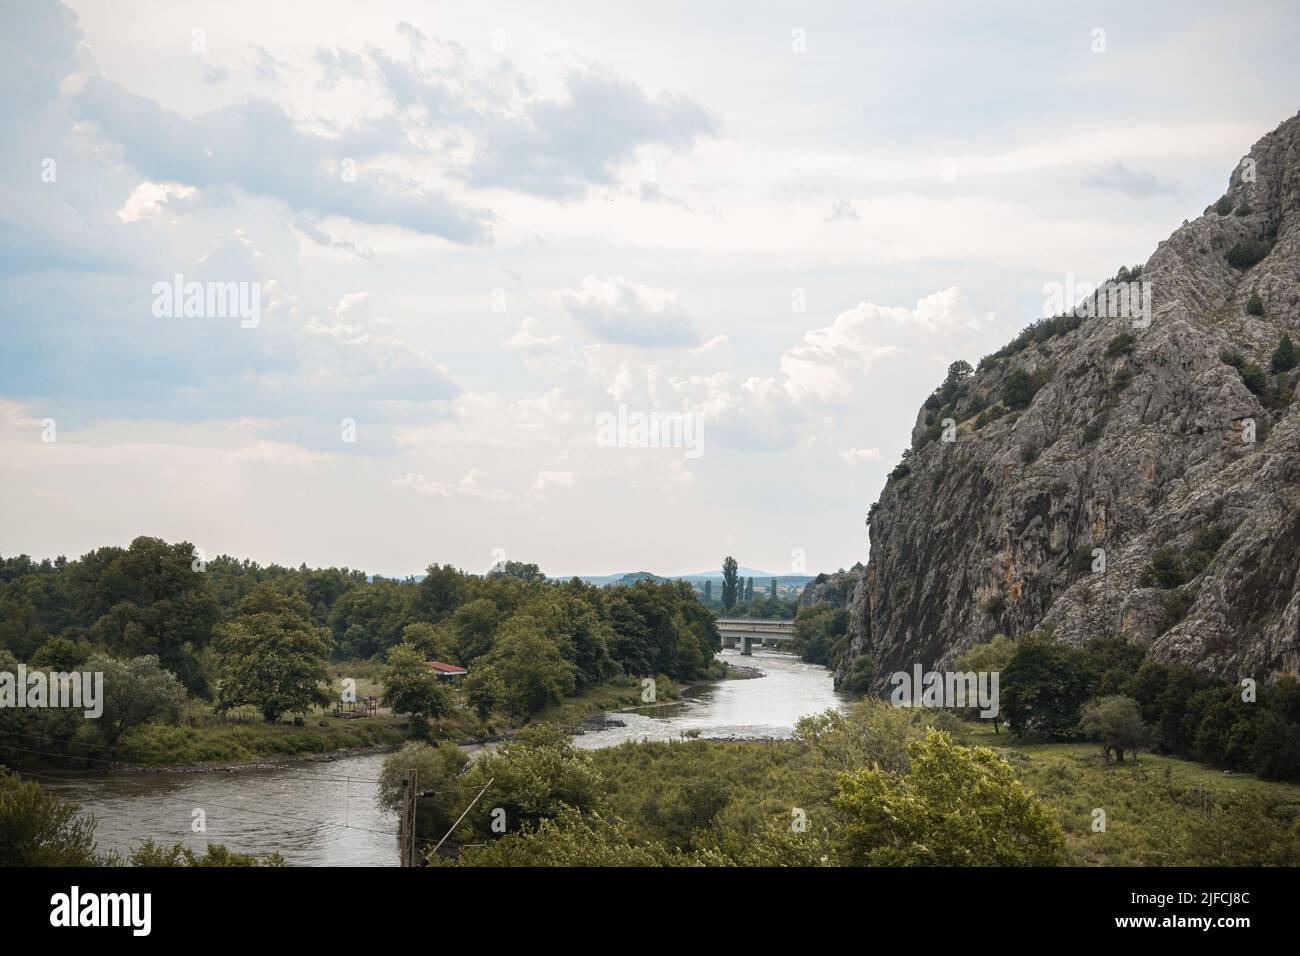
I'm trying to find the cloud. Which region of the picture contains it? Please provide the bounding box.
[1081,160,1177,198]
[780,288,991,403]
[839,447,882,465]
[467,68,718,199]
[506,316,563,353]
[559,275,697,347]
[74,78,494,243]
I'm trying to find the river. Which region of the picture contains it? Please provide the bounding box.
[36,647,845,866]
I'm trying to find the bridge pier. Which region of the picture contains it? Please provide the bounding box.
[742,636,754,656]
[722,633,737,649]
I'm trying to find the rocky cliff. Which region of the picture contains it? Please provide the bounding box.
[834,112,1300,693]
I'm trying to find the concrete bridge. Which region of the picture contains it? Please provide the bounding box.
[716,618,796,655]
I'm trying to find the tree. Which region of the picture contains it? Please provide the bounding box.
[488,620,576,720]
[744,578,754,602]
[459,724,605,840]
[215,585,334,721]
[1079,695,1150,763]
[381,643,452,725]
[1000,633,1091,739]
[831,730,1065,865]
[769,578,778,600]
[954,634,1017,732]
[87,653,187,745]
[378,742,471,843]
[0,767,100,865]
[704,580,713,603]
[411,564,469,623]
[0,595,48,659]
[486,561,546,584]
[69,537,221,695]
[464,663,504,721]
[720,557,739,611]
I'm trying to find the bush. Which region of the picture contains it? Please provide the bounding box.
[1105,332,1136,358]
[1226,238,1272,269]
[1214,196,1233,216]
[1272,333,1298,374]
[1246,293,1265,316]
[1238,362,1268,396]
[974,403,1007,430]
[0,767,100,865]
[1001,367,1049,410]
[838,654,877,696]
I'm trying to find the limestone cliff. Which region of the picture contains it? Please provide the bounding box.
[834,112,1300,692]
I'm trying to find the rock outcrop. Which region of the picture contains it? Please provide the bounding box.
[798,565,865,611]
[836,112,1300,693]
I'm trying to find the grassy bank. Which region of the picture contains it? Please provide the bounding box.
[584,721,1300,866]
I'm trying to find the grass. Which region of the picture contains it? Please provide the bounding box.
[951,721,1300,865]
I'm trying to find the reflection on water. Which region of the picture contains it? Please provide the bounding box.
[35,647,844,866]
[572,646,848,749]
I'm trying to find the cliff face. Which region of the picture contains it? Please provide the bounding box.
[836,113,1300,692]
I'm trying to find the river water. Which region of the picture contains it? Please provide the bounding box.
[36,647,844,866]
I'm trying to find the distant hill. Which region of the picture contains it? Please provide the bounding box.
[573,568,816,587]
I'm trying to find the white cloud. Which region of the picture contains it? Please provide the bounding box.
[559,275,697,347]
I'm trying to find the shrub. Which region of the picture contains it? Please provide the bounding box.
[974,403,1007,430]
[1234,202,1253,216]
[1219,350,1245,369]
[838,654,877,696]
[1081,421,1104,445]
[1246,292,1265,316]
[1001,367,1048,410]
[1214,196,1233,215]
[1271,333,1298,374]
[1226,238,1271,269]
[1105,332,1136,358]
[1238,362,1268,396]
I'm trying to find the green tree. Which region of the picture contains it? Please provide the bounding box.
[87,653,187,745]
[832,730,1065,865]
[488,620,576,720]
[69,537,221,695]
[460,724,605,839]
[381,643,452,723]
[954,634,1017,733]
[1079,695,1150,762]
[378,742,471,843]
[720,557,739,611]
[215,585,334,721]
[1000,633,1091,739]
[411,564,469,624]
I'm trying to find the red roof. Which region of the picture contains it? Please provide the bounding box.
[425,661,468,674]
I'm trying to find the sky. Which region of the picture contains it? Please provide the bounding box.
[2,0,1298,578]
